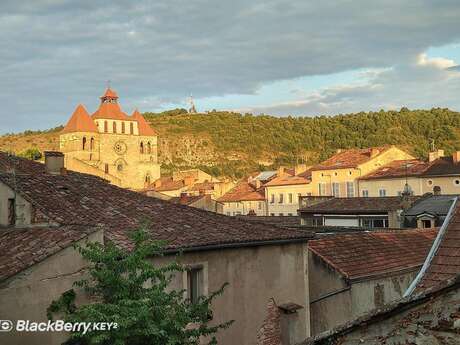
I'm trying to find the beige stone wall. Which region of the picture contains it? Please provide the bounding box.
[221,200,266,216]
[0,231,103,345]
[308,249,418,336]
[155,242,310,345]
[60,129,160,190]
[310,147,414,197]
[0,182,33,226]
[265,184,312,216]
[358,177,422,197]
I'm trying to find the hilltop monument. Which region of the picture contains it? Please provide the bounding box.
[59,87,160,190]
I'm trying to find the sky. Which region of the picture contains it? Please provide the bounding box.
[3,1,460,134]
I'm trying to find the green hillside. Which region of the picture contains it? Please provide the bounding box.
[2,107,460,179]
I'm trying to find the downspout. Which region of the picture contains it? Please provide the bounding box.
[404,196,458,297]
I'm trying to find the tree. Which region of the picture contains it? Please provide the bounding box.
[18,147,42,160]
[48,227,232,345]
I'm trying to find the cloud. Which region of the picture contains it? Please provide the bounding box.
[243,56,460,116]
[2,1,460,132]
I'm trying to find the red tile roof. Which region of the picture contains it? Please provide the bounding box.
[0,153,312,253]
[101,87,118,99]
[92,101,130,121]
[61,104,98,134]
[218,180,265,202]
[0,152,45,174]
[300,196,420,214]
[169,194,208,206]
[308,229,438,281]
[264,170,312,187]
[359,159,430,180]
[147,176,188,192]
[131,109,157,136]
[415,199,460,291]
[311,147,390,171]
[0,225,98,282]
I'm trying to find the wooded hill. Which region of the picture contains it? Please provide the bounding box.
[2,107,460,178]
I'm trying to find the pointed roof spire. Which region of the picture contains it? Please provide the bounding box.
[92,87,129,120]
[62,104,98,133]
[131,109,157,136]
[101,87,118,101]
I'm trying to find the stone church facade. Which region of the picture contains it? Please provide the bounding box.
[59,88,160,189]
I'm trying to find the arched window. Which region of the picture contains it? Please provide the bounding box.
[82,137,87,150]
[145,173,151,185]
[122,122,125,134]
[147,142,151,154]
[130,122,134,134]
[140,142,144,154]
[90,137,94,150]
[117,163,123,171]
[104,121,108,133]
[113,122,117,133]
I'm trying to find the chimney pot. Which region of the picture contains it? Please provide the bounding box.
[44,151,64,175]
[453,151,460,164]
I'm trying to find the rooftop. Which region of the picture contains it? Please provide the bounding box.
[299,196,420,214]
[264,170,311,187]
[422,156,460,176]
[0,153,313,254]
[311,146,389,171]
[61,104,98,134]
[0,225,99,282]
[403,194,457,217]
[308,229,438,281]
[217,179,265,202]
[359,159,430,180]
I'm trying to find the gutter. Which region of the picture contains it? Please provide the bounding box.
[310,286,351,304]
[163,237,312,255]
[404,196,458,297]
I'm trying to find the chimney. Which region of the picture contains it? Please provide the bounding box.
[294,164,308,175]
[44,151,64,175]
[277,166,287,177]
[179,192,188,204]
[429,149,445,162]
[453,151,460,164]
[370,148,380,158]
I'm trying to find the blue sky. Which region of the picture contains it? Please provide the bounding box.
[2,1,460,134]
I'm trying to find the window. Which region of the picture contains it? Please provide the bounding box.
[332,182,340,197]
[422,219,432,228]
[270,213,275,216]
[318,183,326,196]
[279,193,284,204]
[90,137,94,150]
[104,163,109,174]
[362,190,369,197]
[187,266,203,304]
[104,121,108,133]
[346,182,354,197]
[362,218,388,228]
[140,142,144,154]
[122,122,125,134]
[117,163,123,171]
[288,213,293,216]
[258,202,262,210]
[8,198,16,225]
[147,142,152,154]
[288,193,293,204]
[279,213,284,216]
[379,189,386,197]
[270,194,275,204]
[145,174,151,185]
[130,122,134,134]
[226,212,231,216]
[427,179,433,186]
[113,122,117,133]
[82,137,87,150]
[454,179,460,186]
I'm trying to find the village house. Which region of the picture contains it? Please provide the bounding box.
[0,151,313,345]
[168,193,224,213]
[60,88,160,190]
[298,196,419,228]
[307,229,437,335]
[402,194,456,229]
[310,146,414,197]
[358,149,460,197]
[303,195,460,345]
[263,165,312,216]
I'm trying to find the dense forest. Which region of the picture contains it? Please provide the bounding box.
[2,107,460,178]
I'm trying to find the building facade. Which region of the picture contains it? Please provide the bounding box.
[59,88,160,190]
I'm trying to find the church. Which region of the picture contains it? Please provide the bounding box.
[59,88,160,190]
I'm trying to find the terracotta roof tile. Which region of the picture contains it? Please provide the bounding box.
[131,109,157,136]
[218,180,265,202]
[264,170,312,187]
[311,147,390,171]
[92,101,130,121]
[61,104,98,134]
[422,156,460,176]
[147,176,187,192]
[359,159,430,180]
[308,229,438,280]
[416,200,460,291]
[0,153,313,253]
[0,225,98,282]
[300,196,420,214]
[169,195,208,206]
